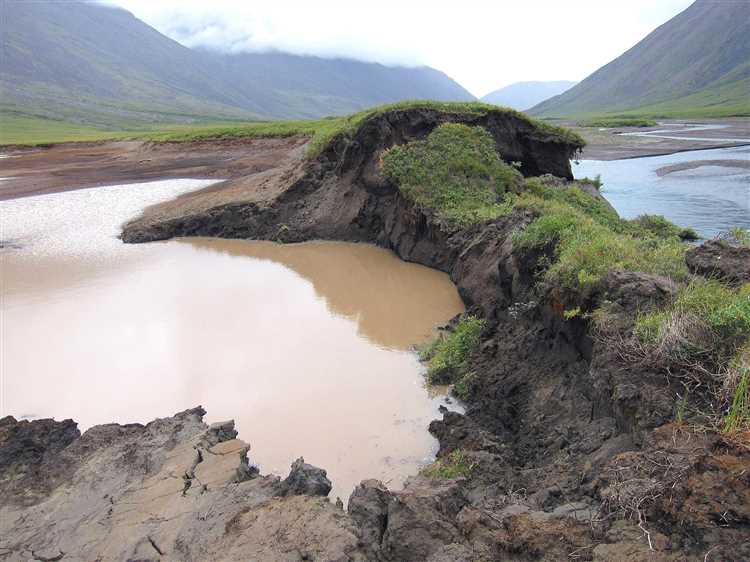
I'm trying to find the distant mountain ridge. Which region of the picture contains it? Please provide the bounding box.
[0,0,475,124]
[481,81,576,111]
[531,0,750,117]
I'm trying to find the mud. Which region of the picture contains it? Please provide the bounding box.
[0,136,308,200]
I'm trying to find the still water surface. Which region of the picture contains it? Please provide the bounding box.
[0,179,465,500]
[574,146,749,238]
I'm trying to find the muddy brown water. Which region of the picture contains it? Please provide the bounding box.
[0,179,465,500]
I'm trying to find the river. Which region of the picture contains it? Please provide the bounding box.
[574,145,750,238]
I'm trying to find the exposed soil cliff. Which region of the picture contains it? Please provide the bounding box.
[4,107,746,561]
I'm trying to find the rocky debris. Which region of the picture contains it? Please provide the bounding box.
[275,456,333,497]
[0,415,80,506]
[686,239,750,285]
[0,408,366,562]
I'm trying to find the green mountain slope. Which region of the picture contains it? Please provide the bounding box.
[481,81,576,111]
[0,0,474,124]
[531,0,750,118]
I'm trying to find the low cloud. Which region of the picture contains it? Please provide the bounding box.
[103,0,694,97]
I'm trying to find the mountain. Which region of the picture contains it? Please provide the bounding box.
[531,0,750,118]
[0,0,474,124]
[481,81,576,111]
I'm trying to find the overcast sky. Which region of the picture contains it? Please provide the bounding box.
[107,0,695,97]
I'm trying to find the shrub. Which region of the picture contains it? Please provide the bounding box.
[381,124,521,226]
[421,449,476,479]
[630,214,699,241]
[421,316,485,385]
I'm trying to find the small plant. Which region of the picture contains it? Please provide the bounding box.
[563,307,581,320]
[675,392,689,424]
[578,174,603,190]
[453,371,477,401]
[421,316,485,385]
[421,449,476,479]
[724,369,749,433]
[728,227,750,247]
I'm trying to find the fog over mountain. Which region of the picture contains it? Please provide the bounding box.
[1,0,473,124]
[481,81,577,111]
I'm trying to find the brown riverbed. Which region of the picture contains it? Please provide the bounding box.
[0,179,465,501]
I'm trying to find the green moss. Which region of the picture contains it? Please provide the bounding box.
[421,449,476,479]
[421,316,485,385]
[382,123,520,226]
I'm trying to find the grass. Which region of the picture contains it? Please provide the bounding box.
[578,117,658,128]
[0,111,339,147]
[630,215,699,241]
[728,227,750,247]
[306,100,585,157]
[381,123,521,226]
[633,280,750,430]
[421,449,476,479]
[1,101,585,159]
[420,316,485,389]
[512,179,690,291]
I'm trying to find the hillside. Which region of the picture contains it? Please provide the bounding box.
[531,0,750,118]
[481,81,576,111]
[0,0,474,125]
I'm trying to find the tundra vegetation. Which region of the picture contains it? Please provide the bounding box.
[386,120,749,434]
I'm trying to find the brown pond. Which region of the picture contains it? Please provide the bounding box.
[0,179,465,500]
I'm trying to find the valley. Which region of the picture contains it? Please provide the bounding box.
[1,0,749,560]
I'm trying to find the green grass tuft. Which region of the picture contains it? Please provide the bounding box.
[381,123,521,226]
[421,449,476,479]
[634,279,750,375]
[630,214,699,241]
[421,316,485,388]
[512,180,690,291]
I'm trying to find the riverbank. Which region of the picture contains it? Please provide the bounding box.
[567,117,750,159]
[2,104,748,561]
[0,136,307,200]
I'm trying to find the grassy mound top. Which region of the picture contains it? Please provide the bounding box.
[304,100,585,157]
[381,123,521,225]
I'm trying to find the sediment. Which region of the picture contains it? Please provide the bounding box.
[3,107,747,561]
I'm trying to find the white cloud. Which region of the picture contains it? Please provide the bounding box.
[104,0,695,97]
